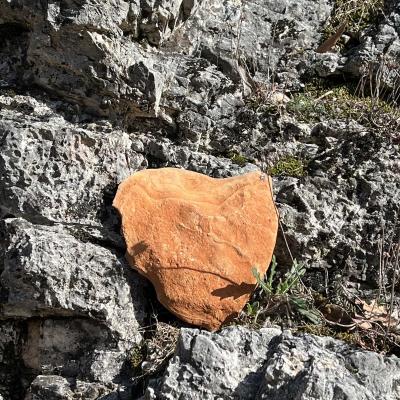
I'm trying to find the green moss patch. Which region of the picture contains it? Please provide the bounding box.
[228,152,248,167]
[286,80,400,137]
[268,156,306,177]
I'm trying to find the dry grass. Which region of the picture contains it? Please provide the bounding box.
[324,0,384,37]
[236,221,400,355]
[131,318,180,379]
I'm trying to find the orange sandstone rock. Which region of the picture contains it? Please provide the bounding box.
[113,168,278,331]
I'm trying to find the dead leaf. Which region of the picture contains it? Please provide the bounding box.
[352,315,372,330]
[358,321,373,330]
[355,299,399,330]
[316,23,347,53]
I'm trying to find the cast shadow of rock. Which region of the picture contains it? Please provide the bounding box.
[131,240,149,256]
[211,282,255,300]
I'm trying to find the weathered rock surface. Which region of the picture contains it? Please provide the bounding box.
[0,0,332,124]
[0,93,145,228]
[0,322,24,400]
[114,168,278,330]
[182,0,331,89]
[146,327,400,400]
[26,375,133,400]
[342,0,400,94]
[0,92,253,232]
[0,0,202,119]
[1,0,400,397]
[146,326,282,399]
[257,332,400,400]
[274,122,400,295]
[0,217,148,396]
[158,0,332,153]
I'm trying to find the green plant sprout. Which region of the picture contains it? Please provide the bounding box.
[250,256,321,325]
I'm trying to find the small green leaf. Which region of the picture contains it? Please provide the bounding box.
[251,266,261,281]
[252,266,272,294]
[297,308,322,324]
[291,297,321,324]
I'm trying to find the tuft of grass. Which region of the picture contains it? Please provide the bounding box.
[139,321,180,377]
[252,256,304,296]
[286,93,327,123]
[324,0,384,37]
[297,324,363,347]
[286,84,368,123]
[130,319,180,379]
[235,251,400,356]
[245,83,286,115]
[243,257,322,326]
[245,75,400,140]
[286,80,400,139]
[268,156,306,177]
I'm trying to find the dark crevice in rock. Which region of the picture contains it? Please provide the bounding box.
[0,22,30,88]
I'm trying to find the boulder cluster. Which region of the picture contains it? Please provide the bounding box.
[0,0,399,399]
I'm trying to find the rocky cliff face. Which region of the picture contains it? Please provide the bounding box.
[0,0,399,398]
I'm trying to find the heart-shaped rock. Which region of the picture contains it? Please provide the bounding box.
[113,168,278,330]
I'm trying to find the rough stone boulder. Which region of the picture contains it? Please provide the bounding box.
[145,327,400,400]
[113,168,278,330]
[0,217,148,391]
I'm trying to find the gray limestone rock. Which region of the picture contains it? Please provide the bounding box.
[26,376,75,400]
[26,375,133,400]
[159,55,246,152]
[0,22,29,87]
[0,93,145,228]
[0,1,158,118]
[0,322,24,400]
[343,1,400,95]
[140,0,203,45]
[274,122,400,296]
[145,326,282,400]
[0,0,399,398]
[134,133,258,177]
[183,0,332,89]
[0,92,255,236]
[257,332,400,400]
[0,0,203,119]
[147,328,400,400]
[0,0,334,123]
[1,217,147,385]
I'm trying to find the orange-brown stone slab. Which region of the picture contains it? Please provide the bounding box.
[113,168,278,331]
